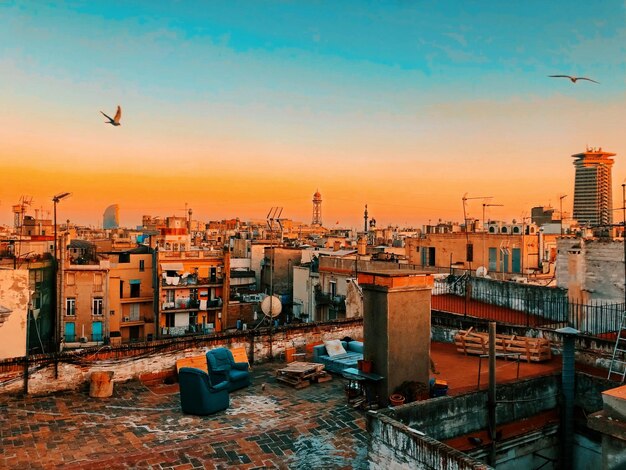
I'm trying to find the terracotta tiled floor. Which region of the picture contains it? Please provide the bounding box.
[0,363,368,469]
[0,342,570,469]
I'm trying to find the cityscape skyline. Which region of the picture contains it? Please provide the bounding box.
[1,2,625,228]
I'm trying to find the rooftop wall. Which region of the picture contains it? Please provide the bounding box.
[385,375,559,441]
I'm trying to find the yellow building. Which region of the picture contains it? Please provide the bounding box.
[108,246,155,344]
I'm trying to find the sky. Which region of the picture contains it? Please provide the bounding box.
[1,1,625,229]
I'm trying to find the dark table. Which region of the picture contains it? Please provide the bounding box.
[342,367,384,409]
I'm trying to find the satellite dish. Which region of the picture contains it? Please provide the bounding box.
[261,295,282,317]
[476,266,488,277]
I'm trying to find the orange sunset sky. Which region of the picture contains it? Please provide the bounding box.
[1,2,625,229]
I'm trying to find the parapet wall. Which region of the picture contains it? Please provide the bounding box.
[0,318,363,396]
[387,375,559,441]
[367,413,490,470]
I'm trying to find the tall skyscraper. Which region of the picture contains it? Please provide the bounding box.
[103,204,120,229]
[312,190,322,226]
[572,148,615,227]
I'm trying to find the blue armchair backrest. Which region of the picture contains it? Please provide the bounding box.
[179,367,212,393]
[207,347,235,371]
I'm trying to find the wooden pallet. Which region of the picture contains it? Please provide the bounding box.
[275,361,331,388]
[455,328,551,362]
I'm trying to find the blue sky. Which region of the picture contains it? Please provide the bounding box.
[1,1,625,227]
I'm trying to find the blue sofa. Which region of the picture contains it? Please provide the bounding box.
[206,347,251,392]
[312,341,364,374]
[179,367,229,415]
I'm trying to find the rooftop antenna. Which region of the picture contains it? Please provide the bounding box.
[461,194,492,272]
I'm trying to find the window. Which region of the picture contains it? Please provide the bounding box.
[166,290,175,303]
[66,298,76,316]
[129,303,140,321]
[92,298,103,316]
[120,280,124,299]
[166,312,176,327]
[330,280,337,297]
[130,281,140,298]
[466,244,474,263]
[139,260,145,272]
[119,253,130,263]
[428,247,436,267]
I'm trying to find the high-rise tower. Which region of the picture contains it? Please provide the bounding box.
[312,190,322,226]
[572,148,615,227]
[103,204,120,229]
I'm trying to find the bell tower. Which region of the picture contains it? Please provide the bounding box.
[312,190,322,226]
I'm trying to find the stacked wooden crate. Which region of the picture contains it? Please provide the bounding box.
[454,327,551,362]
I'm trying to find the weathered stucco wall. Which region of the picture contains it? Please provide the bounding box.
[388,375,559,440]
[0,319,362,396]
[0,269,29,360]
[556,238,625,303]
[367,413,490,470]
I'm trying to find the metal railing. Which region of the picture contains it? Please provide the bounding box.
[432,274,625,338]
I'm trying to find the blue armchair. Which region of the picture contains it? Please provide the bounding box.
[178,367,229,415]
[206,347,251,392]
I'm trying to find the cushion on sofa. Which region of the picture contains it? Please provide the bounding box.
[324,339,347,357]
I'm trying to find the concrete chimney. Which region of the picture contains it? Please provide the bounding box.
[359,271,433,403]
[357,236,367,256]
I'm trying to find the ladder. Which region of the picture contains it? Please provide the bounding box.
[608,312,626,382]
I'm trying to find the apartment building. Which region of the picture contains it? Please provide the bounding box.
[156,250,230,336]
[107,246,156,344]
[405,225,558,277]
[61,258,110,348]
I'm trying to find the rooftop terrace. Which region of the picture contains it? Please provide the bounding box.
[0,342,598,469]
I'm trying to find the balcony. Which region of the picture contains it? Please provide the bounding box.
[315,292,346,310]
[121,315,153,325]
[161,275,223,288]
[160,298,201,312]
[120,296,153,304]
[315,291,331,305]
[63,334,106,344]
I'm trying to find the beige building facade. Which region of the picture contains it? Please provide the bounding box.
[61,261,110,348]
[405,230,558,277]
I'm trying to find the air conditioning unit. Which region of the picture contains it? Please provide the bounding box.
[123,316,130,322]
[79,336,88,343]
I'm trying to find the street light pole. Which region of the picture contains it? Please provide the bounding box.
[52,192,70,351]
[560,195,568,236]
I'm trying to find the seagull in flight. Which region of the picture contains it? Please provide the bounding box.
[548,75,599,84]
[100,105,122,126]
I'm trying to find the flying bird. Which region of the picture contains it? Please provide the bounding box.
[548,75,599,84]
[101,105,122,126]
